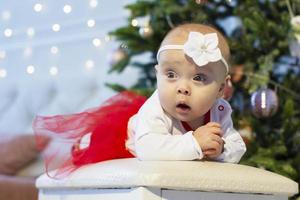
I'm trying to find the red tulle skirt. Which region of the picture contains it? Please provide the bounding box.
[33,91,147,178]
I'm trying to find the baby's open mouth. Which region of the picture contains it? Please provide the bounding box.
[176,103,191,111]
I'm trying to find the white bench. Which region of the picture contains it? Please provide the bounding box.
[36,158,298,200]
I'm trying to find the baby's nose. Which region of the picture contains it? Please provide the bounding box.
[177,87,191,96]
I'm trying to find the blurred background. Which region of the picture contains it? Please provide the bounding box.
[0,0,139,134]
[0,0,300,199]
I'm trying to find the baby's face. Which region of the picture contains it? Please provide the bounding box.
[156,49,226,124]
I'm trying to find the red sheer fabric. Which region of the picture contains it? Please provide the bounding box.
[33,91,147,178]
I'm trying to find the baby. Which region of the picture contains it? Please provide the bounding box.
[34,23,246,178]
[126,23,246,162]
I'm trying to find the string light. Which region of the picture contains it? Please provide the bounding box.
[49,66,58,76]
[104,35,111,42]
[2,10,11,21]
[34,3,43,12]
[0,2,123,80]
[0,68,7,78]
[4,28,13,37]
[27,27,35,38]
[89,0,98,8]
[50,46,59,54]
[120,43,128,49]
[52,24,61,32]
[85,59,94,70]
[0,51,6,60]
[195,0,208,4]
[131,19,138,27]
[26,65,35,74]
[63,4,72,14]
[87,19,96,28]
[92,38,101,47]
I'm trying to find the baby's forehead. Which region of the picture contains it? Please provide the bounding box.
[158,50,227,77]
[159,54,218,71]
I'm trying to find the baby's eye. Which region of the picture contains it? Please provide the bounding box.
[193,74,207,82]
[166,71,177,79]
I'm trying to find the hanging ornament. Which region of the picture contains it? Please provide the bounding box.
[139,25,153,38]
[135,15,153,38]
[109,46,128,67]
[250,88,279,118]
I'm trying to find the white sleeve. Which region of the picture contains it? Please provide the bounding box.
[134,113,203,161]
[215,101,246,163]
[217,127,247,163]
[136,131,203,160]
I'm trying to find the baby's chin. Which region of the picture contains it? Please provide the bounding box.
[168,110,198,123]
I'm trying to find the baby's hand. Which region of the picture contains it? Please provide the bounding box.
[193,122,224,158]
[202,138,224,159]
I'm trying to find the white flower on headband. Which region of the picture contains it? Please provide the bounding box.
[183,32,222,66]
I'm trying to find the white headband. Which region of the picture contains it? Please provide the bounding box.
[157,32,229,73]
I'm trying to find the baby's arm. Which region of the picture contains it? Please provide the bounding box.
[199,99,246,163]
[135,131,202,160]
[133,116,203,161]
[194,123,245,163]
[215,106,246,163]
[216,127,246,163]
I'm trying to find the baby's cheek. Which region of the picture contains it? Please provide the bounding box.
[193,90,217,106]
[158,90,173,111]
[159,93,170,107]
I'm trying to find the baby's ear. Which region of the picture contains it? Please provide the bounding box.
[218,75,232,99]
[217,82,225,98]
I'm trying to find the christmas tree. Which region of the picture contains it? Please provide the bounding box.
[108,0,300,198]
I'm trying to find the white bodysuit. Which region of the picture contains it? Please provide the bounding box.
[126,90,246,163]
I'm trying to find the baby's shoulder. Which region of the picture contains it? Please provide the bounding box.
[136,90,171,123]
[138,90,163,114]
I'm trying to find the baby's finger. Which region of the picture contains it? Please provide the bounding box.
[206,122,221,128]
[203,149,216,155]
[206,140,221,151]
[210,134,223,145]
[209,127,223,136]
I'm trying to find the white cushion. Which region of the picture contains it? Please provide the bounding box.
[36,158,298,197]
